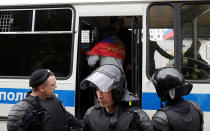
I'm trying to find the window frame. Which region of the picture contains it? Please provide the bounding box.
[147,1,210,83]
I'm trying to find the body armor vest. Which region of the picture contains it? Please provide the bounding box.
[40,95,69,131]
[85,104,136,131]
[160,101,201,131]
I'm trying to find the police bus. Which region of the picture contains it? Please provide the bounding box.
[0,0,210,130]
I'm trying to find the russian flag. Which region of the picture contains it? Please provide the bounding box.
[164,29,174,40]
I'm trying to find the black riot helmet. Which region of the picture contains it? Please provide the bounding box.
[80,64,138,103]
[149,67,192,102]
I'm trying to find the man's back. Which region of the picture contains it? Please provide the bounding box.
[7,94,73,131]
[7,95,40,131]
[152,100,203,131]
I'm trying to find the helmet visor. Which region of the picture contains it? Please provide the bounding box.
[80,72,115,92]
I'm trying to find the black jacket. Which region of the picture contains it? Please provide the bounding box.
[7,91,84,131]
[83,103,153,131]
[152,99,203,131]
[7,93,42,131]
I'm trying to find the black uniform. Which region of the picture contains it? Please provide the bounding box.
[7,92,83,131]
[7,93,42,131]
[80,65,153,131]
[149,67,204,131]
[84,103,152,131]
[152,99,203,131]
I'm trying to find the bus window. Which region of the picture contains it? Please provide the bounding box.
[148,5,174,76]
[2,10,33,32]
[0,6,74,77]
[35,9,72,31]
[181,4,210,80]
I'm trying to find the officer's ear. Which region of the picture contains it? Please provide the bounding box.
[38,84,45,92]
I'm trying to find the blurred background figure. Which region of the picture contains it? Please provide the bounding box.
[184,40,208,65]
[149,40,174,76]
[88,25,125,70]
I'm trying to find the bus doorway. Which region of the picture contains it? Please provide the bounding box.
[76,16,142,118]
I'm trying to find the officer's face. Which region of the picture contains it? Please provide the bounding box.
[43,75,57,98]
[96,89,114,108]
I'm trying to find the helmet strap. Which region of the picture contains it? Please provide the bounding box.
[160,100,164,108]
[161,90,169,102]
[160,90,170,107]
[109,105,118,130]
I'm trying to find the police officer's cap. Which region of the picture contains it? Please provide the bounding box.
[29,69,51,88]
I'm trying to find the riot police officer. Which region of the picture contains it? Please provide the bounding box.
[7,69,84,131]
[80,64,153,131]
[149,67,203,131]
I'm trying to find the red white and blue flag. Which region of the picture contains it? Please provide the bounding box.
[163,29,174,40]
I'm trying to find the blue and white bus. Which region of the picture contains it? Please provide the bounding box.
[0,0,210,130]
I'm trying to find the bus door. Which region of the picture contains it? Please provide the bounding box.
[76,18,96,118]
[131,16,143,108]
[76,16,143,118]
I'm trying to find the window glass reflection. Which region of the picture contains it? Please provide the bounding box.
[149,5,174,76]
[181,4,210,80]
